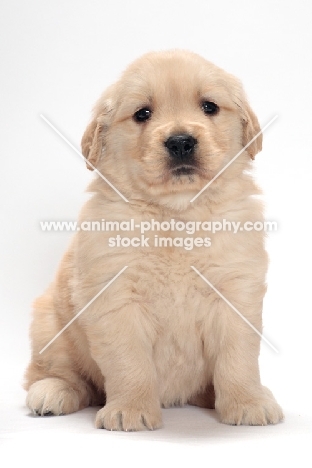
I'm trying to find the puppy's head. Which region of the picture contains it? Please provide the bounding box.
[82,51,261,208]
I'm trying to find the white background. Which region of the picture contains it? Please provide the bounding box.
[1,0,312,465]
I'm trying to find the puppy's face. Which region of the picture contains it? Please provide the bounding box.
[82,51,262,205]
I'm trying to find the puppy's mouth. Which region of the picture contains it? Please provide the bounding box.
[171,165,196,177]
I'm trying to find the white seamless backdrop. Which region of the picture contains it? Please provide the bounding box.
[1,0,311,465]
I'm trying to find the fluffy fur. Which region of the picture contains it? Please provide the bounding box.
[25,50,283,430]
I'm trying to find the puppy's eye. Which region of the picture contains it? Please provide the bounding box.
[133,107,152,123]
[202,101,219,116]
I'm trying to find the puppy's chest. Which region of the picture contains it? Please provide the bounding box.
[134,253,214,402]
[134,249,213,321]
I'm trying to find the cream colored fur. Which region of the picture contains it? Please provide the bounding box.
[25,50,283,430]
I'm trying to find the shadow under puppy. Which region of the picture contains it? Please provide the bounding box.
[25,50,283,430]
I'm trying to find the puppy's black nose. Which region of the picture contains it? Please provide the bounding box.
[165,134,197,161]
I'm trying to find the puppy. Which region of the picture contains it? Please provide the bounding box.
[25,50,283,430]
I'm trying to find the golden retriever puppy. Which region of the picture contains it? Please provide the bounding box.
[25,50,283,430]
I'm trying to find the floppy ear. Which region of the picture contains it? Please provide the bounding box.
[81,117,104,170]
[81,88,115,170]
[241,101,262,160]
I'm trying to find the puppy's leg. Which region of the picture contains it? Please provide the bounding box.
[25,287,102,416]
[213,302,283,425]
[86,304,162,431]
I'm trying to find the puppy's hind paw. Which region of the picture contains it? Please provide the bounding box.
[26,378,80,416]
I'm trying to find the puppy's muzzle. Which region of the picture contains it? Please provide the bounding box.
[165,134,197,163]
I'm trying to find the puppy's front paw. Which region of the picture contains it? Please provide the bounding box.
[26,378,80,416]
[218,387,284,426]
[95,401,162,431]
